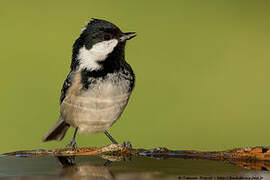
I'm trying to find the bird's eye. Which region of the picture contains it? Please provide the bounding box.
[104,34,111,40]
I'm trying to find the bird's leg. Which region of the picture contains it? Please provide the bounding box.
[104,130,132,148]
[67,127,78,149]
[104,130,118,144]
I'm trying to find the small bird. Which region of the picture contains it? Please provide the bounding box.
[43,18,136,148]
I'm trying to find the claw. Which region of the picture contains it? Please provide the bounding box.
[67,140,77,149]
[126,141,132,149]
[122,141,132,148]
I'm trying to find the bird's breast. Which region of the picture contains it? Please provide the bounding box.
[60,73,132,133]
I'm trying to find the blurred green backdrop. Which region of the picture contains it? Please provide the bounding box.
[0,0,270,153]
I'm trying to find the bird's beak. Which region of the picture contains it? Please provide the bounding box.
[120,32,136,42]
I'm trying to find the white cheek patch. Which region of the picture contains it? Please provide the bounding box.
[77,39,118,71]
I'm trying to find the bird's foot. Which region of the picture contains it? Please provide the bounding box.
[66,140,77,149]
[122,141,132,149]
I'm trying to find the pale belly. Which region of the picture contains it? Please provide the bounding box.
[60,91,130,134]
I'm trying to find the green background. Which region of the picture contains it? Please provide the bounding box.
[0,0,269,153]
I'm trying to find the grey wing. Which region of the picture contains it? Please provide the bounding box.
[60,71,74,104]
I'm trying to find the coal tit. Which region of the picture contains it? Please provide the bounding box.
[43,18,136,148]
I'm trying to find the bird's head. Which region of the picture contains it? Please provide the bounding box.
[71,18,136,71]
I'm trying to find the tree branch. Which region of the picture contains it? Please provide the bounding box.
[3,145,270,170]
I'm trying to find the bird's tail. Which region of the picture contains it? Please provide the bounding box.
[42,117,70,142]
